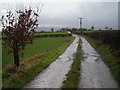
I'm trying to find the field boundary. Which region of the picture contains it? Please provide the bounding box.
[1,34,72,40]
[34,34,71,38]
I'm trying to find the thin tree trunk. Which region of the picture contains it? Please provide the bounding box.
[13,42,19,66]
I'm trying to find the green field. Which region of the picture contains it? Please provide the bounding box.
[2,37,72,66]
[0,32,68,38]
[34,32,68,35]
[2,36,74,88]
[76,30,95,33]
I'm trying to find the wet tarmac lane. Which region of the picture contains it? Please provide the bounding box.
[24,35,79,88]
[78,37,118,88]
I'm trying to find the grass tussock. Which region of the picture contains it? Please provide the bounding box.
[2,37,74,88]
[62,44,81,88]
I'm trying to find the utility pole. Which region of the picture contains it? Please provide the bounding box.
[78,18,83,33]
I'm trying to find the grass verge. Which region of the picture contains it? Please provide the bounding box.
[81,35,120,85]
[2,37,74,88]
[62,44,81,88]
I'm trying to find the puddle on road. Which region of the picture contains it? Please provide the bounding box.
[79,37,118,88]
[24,35,79,88]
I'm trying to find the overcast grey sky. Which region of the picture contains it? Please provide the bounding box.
[0,0,119,30]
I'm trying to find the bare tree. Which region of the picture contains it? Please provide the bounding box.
[51,28,54,32]
[109,28,112,30]
[105,26,109,30]
[91,26,95,31]
[1,8,39,66]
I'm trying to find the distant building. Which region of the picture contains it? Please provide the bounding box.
[118,1,120,30]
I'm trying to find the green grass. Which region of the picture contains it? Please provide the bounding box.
[2,36,75,88]
[2,37,72,66]
[62,44,81,88]
[81,35,120,85]
[1,32,68,38]
[76,30,95,33]
[34,32,68,35]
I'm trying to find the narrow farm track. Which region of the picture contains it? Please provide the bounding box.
[24,35,118,88]
[78,36,118,88]
[24,35,79,88]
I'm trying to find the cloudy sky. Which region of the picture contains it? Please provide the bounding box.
[0,0,119,30]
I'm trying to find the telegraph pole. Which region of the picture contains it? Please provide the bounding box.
[78,18,83,33]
